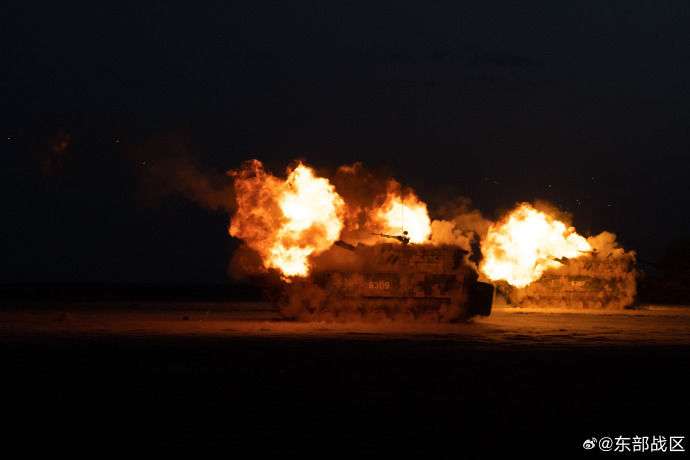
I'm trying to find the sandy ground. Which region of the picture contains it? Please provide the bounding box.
[2,302,689,456]
[2,302,690,346]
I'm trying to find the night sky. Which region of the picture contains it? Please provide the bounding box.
[3,1,690,283]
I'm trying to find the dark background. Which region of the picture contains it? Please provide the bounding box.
[5,332,688,456]
[3,1,690,284]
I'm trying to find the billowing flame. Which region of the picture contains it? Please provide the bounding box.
[229,160,344,278]
[228,160,622,293]
[373,192,431,243]
[480,203,592,287]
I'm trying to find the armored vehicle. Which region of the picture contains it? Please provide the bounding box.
[280,240,494,321]
[504,251,637,309]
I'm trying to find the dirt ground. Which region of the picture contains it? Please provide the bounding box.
[2,302,689,456]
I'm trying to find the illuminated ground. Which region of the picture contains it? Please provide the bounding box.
[3,302,690,345]
[2,302,689,455]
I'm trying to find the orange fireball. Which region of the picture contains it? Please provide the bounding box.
[372,191,431,244]
[480,203,591,287]
[229,160,344,278]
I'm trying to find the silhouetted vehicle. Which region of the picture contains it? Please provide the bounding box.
[504,251,637,309]
[281,240,493,321]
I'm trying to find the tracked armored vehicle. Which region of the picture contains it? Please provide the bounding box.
[280,240,494,321]
[502,251,637,309]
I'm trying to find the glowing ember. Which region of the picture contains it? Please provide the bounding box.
[480,203,591,287]
[373,193,431,244]
[229,160,344,278]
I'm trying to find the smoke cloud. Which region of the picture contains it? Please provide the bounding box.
[135,135,234,212]
[429,197,491,258]
[135,153,638,310]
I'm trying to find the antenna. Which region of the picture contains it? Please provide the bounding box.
[400,201,404,234]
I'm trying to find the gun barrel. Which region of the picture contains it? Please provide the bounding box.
[371,232,410,245]
[334,240,356,252]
